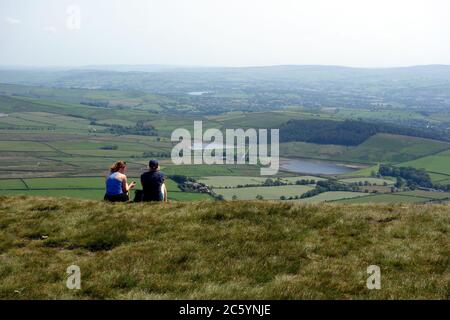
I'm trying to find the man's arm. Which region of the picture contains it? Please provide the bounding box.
[159,173,167,202]
[163,184,168,202]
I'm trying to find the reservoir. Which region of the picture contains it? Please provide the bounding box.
[280,158,359,175]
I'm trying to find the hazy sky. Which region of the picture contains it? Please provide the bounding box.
[1,0,450,68]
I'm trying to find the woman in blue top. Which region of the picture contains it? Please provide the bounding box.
[104,160,136,202]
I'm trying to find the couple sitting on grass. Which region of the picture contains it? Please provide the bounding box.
[104,159,167,203]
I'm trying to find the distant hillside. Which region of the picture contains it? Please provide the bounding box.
[0,196,448,299]
[278,132,450,163]
[3,64,450,81]
[339,133,450,163]
[279,119,450,146]
[1,64,450,113]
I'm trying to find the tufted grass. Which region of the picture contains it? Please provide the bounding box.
[0,196,448,299]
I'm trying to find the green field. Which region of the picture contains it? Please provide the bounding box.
[2,112,100,131]
[397,149,450,176]
[334,191,447,204]
[167,192,212,201]
[1,177,179,191]
[0,140,54,152]
[163,164,264,177]
[0,179,28,190]
[340,164,380,178]
[96,119,136,127]
[48,140,149,151]
[335,108,428,123]
[0,189,106,200]
[336,194,423,204]
[214,110,323,129]
[428,172,450,184]
[22,177,106,189]
[0,115,53,128]
[280,141,351,160]
[338,177,395,185]
[215,185,313,200]
[397,190,450,200]
[0,187,208,202]
[359,185,393,194]
[0,176,204,201]
[338,134,450,164]
[281,134,450,165]
[0,83,170,111]
[297,191,367,203]
[0,95,163,123]
[198,175,323,188]
[46,140,152,157]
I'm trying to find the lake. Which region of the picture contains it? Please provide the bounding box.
[280,158,358,175]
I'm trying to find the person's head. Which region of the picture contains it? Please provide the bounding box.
[110,160,127,174]
[149,159,159,171]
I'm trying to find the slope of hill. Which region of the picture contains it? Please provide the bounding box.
[280,133,450,164]
[0,196,448,299]
[337,133,450,163]
[398,149,450,177]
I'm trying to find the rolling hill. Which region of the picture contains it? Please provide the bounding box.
[280,133,450,164]
[339,134,450,163]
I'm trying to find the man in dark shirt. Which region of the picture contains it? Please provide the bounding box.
[141,159,167,202]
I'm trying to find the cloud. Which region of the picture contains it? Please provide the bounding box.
[44,26,57,33]
[5,16,21,25]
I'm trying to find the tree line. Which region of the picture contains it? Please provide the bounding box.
[378,164,450,191]
[279,119,449,146]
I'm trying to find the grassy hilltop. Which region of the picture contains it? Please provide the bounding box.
[0,196,448,299]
